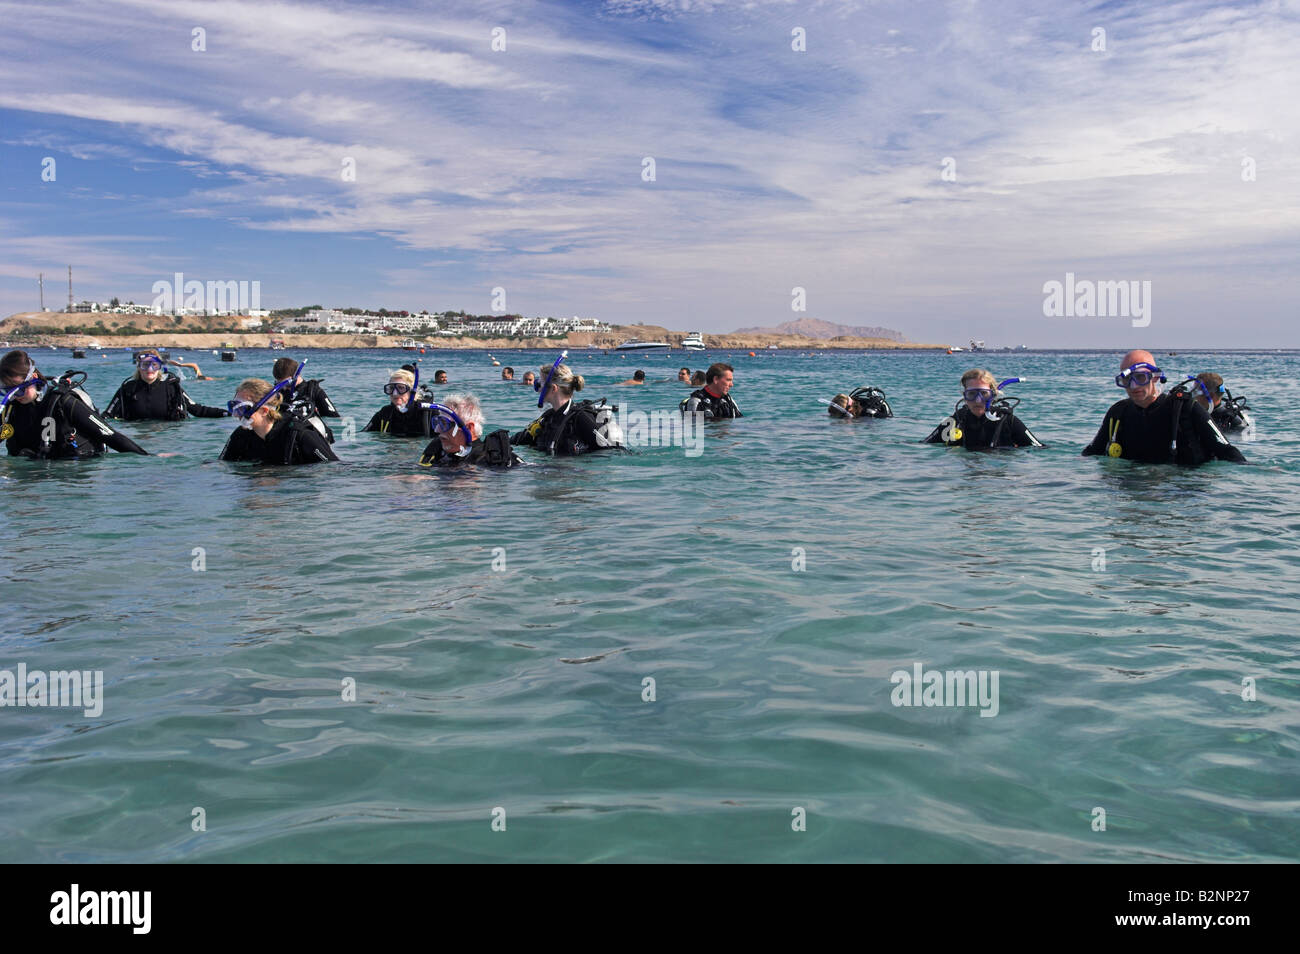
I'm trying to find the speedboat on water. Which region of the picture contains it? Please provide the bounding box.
[682,331,706,351]
[615,339,672,351]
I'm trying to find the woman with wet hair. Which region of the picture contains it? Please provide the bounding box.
[218,377,338,465]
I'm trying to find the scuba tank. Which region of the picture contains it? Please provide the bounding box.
[563,398,624,451]
[36,370,105,458]
[526,398,625,454]
[284,400,334,444]
[849,386,893,418]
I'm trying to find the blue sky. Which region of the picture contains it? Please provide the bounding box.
[0,0,1296,347]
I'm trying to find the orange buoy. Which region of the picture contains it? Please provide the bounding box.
[748,351,756,356]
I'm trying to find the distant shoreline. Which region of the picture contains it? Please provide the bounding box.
[1,314,947,352]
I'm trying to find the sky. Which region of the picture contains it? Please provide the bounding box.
[0,0,1296,347]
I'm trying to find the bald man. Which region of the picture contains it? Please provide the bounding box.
[1082,350,1245,465]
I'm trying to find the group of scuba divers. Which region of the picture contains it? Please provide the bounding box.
[823,348,1251,465]
[0,345,1252,468]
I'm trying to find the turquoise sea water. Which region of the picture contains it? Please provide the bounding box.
[2,346,1298,863]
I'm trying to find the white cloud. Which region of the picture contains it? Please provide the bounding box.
[0,0,1297,342]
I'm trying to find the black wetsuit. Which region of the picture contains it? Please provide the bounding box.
[1211,400,1250,432]
[218,417,339,465]
[420,430,522,467]
[1082,393,1245,465]
[284,379,340,418]
[105,374,227,421]
[923,405,1043,449]
[3,385,147,458]
[682,387,742,419]
[850,388,893,418]
[364,402,434,437]
[510,399,619,456]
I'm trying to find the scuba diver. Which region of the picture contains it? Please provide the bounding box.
[273,357,340,419]
[1082,350,1245,465]
[167,359,213,380]
[363,366,436,437]
[681,363,742,419]
[104,350,229,421]
[1,349,148,458]
[218,378,339,465]
[270,358,337,444]
[510,352,625,456]
[418,394,522,467]
[1186,372,1254,433]
[923,369,1043,448]
[823,386,894,419]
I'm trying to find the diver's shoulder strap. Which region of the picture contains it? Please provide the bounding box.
[1169,393,1185,448]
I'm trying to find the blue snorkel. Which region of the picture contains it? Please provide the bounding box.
[285,359,307,400]
[535,350,567,409]
[398,361,419,414]
[429,402,470,437]
[429,402,476,455]
[977,377,1027,418]
[228,377,294,423]
[1,371,47,410]
[1175,374,1213,403]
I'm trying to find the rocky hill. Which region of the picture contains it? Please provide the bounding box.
[731,318,907,342]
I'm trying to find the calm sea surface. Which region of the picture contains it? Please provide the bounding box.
[2,346,1297,862]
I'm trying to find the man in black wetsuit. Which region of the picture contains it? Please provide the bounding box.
[682,363,742,419]
[418,394,521,467]
[273,357,340,419]
[923,369,1042,448]
[1082,350,1245,465]
[105,352,228,421]
[1,350,148,458]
